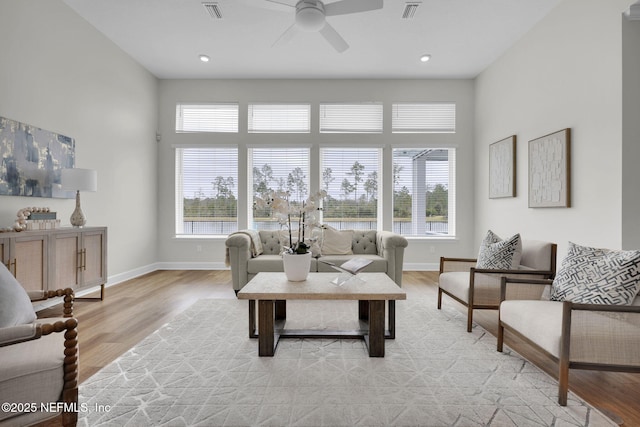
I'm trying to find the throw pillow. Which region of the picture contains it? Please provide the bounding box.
[550,242,640,305]
[321,226,354,255]
[476,230,522,269]
[0,263,37,327]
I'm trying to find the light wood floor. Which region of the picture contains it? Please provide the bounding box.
[39,270,640,426]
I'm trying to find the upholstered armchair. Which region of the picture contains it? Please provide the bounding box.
[0,263,78,427]
[498,276,640,405]
[438,238,557,332]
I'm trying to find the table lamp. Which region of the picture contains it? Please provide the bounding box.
[61,168,98,227]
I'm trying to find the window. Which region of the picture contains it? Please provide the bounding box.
[175,147,238,235]
[391,102,456,133]
[248,103,310,133]
[319,102,383,133]
[175,103,239,133]
[392,148,456,237]
[249,147,310,230]
[320,147,381,230]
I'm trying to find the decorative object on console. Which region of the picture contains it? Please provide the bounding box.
[529,128,571,208]
[489,135,516,199]
[62,168,98,227]
[0,116,75,198]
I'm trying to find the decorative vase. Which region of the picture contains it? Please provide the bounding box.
[282,252,312,282]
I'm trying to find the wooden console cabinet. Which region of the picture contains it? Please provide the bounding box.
[1,227,107,298]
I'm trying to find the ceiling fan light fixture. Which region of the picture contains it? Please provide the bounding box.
[199,54,211,62]
[296,1,326,32]
[420,54,431,63]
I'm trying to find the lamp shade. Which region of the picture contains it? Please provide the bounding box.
[61,168,98,192]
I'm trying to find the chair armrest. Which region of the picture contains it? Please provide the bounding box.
[0,323,40,346]
[439,257,477,274]
[29,288,75,318]
[500,277,554,302]
[563,302,640,367]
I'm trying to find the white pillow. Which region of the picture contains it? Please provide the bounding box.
[476,230,522,269]
[321,226,353,255]
[0,263,37,327]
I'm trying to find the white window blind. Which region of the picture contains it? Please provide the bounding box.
[175,103,239,133]
[248,103,310,133]
[392,102,456,133]
[319,102,383,133]
[392,148,456,237]
[320,147,381,229]
[249,147,310,229]
[175,147,238,235]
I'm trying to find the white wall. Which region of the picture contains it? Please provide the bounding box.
[157,79,475,270]
[622,16,640,249]
[475,0,632,259]
[0,0,159,281]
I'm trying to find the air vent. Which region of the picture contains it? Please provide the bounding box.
[203,2,222,19]
[402,2,421,19]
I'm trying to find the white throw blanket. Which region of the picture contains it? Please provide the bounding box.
[225,229,263,266]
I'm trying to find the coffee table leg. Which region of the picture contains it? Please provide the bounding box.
[359,300,369,321]
[388,300,395,339]
[248,300,257,338]
[258,300,275,357]
[275,299,286,320]
[368,300,385,357]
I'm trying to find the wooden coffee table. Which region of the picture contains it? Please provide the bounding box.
[236,272,407,357]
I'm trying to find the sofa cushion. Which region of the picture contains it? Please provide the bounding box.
[550,242,640,305]
[318,254,387,273]
[259,230,283,255]
[248,255,317,274]
[476,230,522,269]
[500,300,563,358]
[321,227,353,255]
[352,230,378,255]
[0,263,36,328]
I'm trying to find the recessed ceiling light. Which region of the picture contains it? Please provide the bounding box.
[199,54,210,63]
[420,54,431,63]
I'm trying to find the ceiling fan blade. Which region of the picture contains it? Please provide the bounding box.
[319,22,349,53]
[272,23,300,47]
[325,0,383,16]
[238,0,295,13]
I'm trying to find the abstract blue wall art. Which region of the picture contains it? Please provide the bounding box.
[0,116,75,198]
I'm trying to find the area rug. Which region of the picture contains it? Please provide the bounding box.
[78,297,615,426]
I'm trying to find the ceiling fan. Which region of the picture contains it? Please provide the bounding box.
[247,0,383,53]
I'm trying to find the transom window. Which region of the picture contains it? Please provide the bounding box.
[320,147,381,230]
[392,148,456,237]
[175,147,238,235]
[175,103,239,133]
[319,102,383,133]
[392,102,456,133]
[248,103,311,133]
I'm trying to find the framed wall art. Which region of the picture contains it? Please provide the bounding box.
[0,116,75,199]
[528,128,571,208]
[489,135,516,199]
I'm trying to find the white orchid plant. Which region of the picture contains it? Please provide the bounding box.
[255,189,326,255]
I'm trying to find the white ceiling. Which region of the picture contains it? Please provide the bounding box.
[62,0,562,80]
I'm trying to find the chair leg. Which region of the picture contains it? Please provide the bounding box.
[437,288,442,309]
[497,322,504,352]
[466,305,473,332]
[558,360,569,406]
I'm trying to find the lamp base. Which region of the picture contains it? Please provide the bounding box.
[70,190,86,227]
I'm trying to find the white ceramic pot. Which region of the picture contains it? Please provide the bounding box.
[282,252,312,282]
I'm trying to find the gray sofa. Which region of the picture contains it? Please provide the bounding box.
[226,229,408,292]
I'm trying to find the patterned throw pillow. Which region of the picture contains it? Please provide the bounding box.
[476,230,522,269]
[550,242,640,305]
